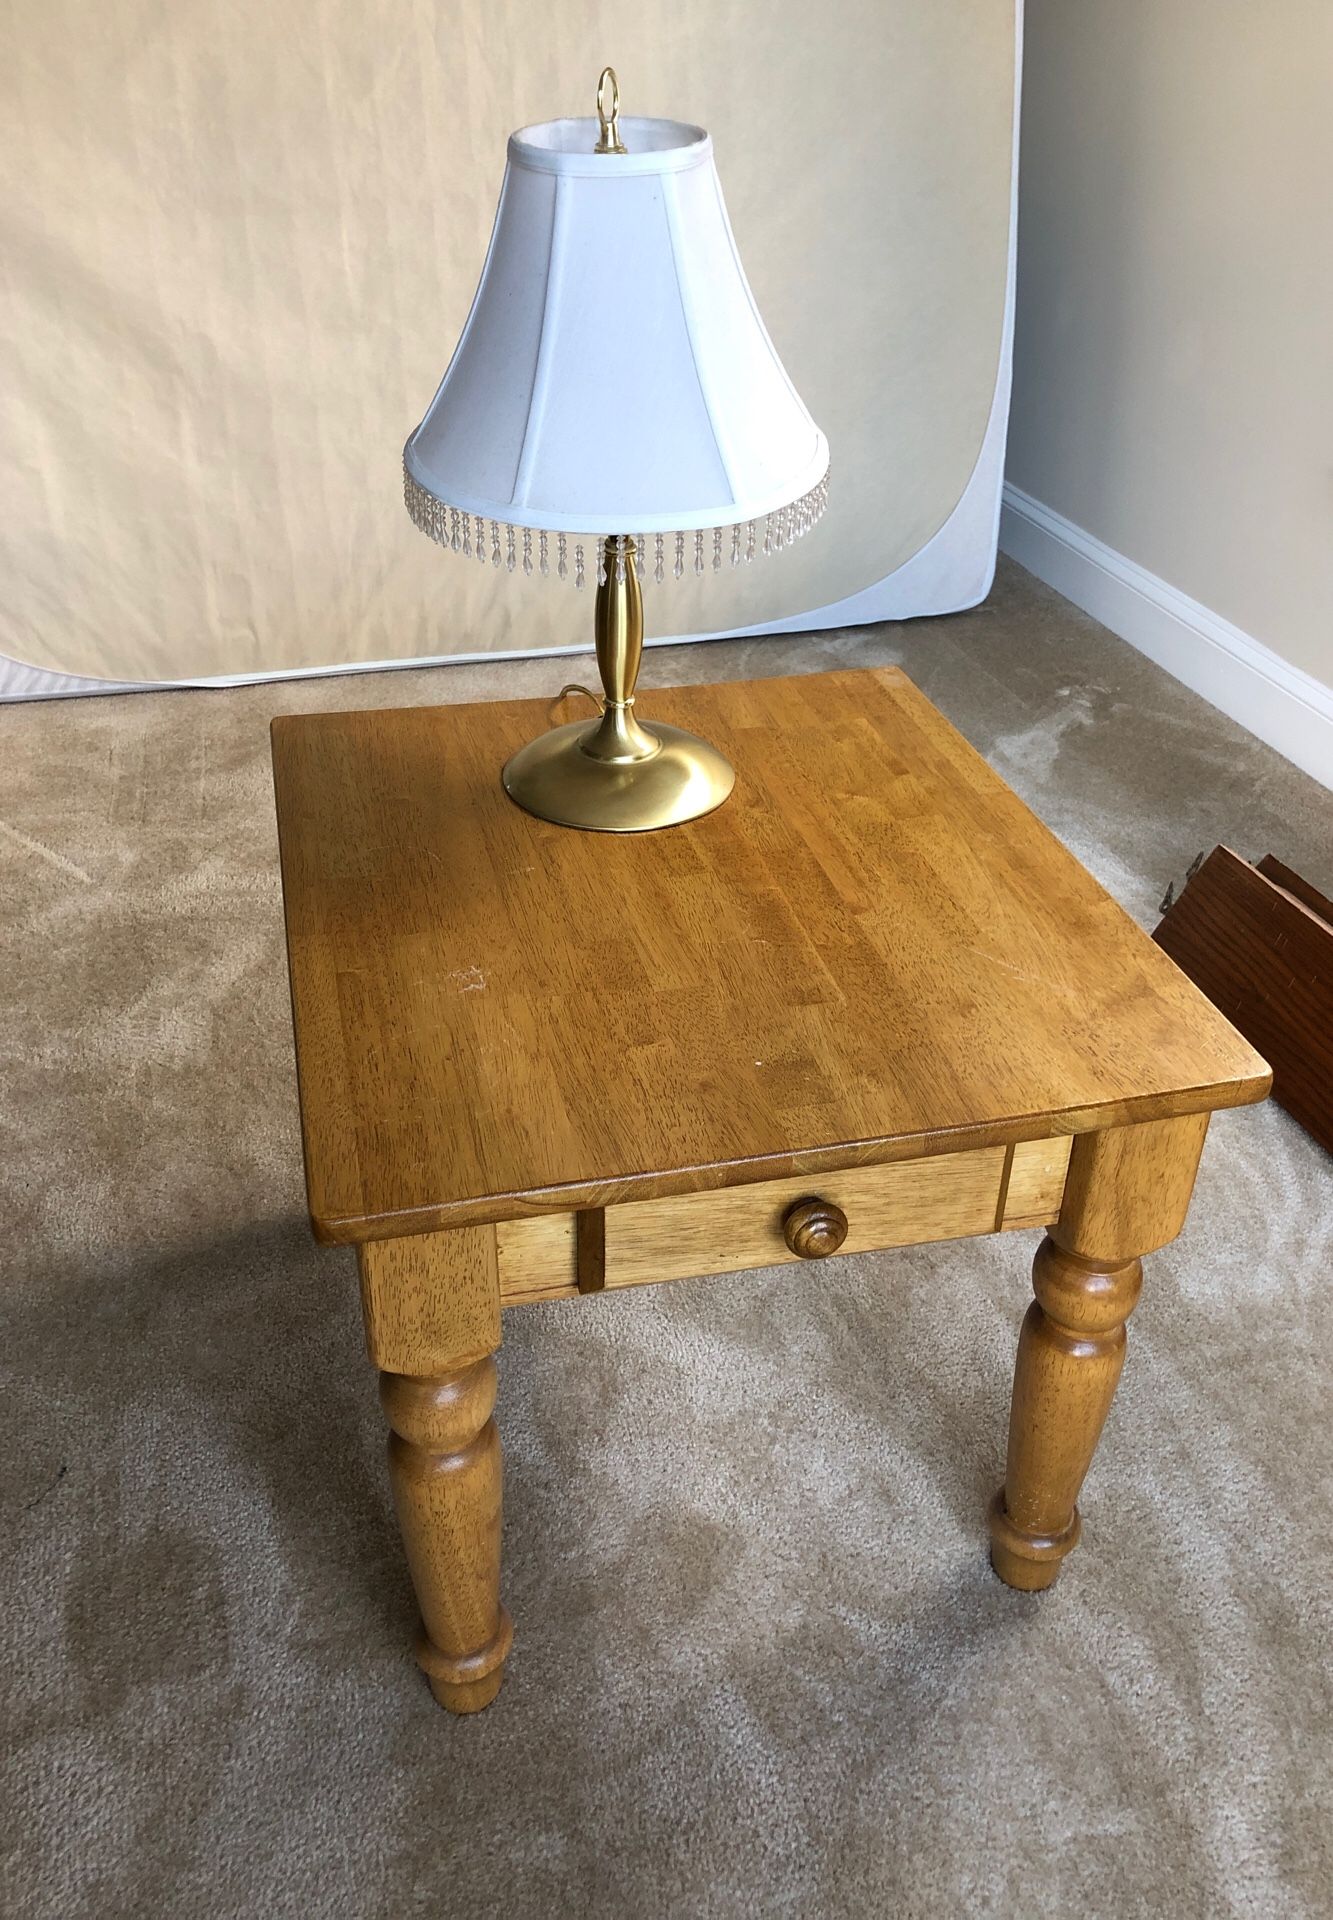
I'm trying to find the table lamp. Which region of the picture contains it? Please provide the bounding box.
[404,70,829,832]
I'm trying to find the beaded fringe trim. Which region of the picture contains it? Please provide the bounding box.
[403,465,830,589]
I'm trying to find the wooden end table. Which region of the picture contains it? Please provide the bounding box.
[271,668,1269,1713]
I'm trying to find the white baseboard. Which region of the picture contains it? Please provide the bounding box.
[999,483,1333,791]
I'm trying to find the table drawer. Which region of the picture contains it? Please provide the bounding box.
[495,1135,1072,1306]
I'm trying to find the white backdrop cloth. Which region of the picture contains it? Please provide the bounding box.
[0,1,1020,700]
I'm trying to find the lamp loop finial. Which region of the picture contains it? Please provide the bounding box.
[594,67,627,154]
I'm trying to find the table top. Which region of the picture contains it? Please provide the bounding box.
[271,668,1269,1243]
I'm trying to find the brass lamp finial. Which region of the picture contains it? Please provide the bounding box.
[594,67,627,153]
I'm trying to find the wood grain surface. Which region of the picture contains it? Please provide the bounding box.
[271,670,1271,1243]
[380,1362,512,1713]
[1156,846,1330,1155]
[1255,853,1333,927]
[358,1226,501,1375]
[493,1136,1072,1305]
[359,1228,511,1712]
[989,1115,1208,1591]
[782,1197,850,1260]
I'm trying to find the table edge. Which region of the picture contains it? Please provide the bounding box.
[272,672,1272,1249]
[306,1070,1271,1245]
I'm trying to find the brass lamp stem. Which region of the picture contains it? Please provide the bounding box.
[500,528,735,832]
[583,538,657,764]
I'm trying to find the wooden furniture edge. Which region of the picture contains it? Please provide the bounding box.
[493,1135,1074,1306]
[989,1110,1210,1591]
[273,681,1269,1249]
[356,1225,512,1713]
[269,739,329,1246]
[305,1081,1268,1245]
[1255,852,1333,927]
[1154,844,1321,1154]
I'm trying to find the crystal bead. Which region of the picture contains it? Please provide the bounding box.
[540,531,549,576]
[746,520,756,562]
[655,534,665,585]
[674,532,685,580]
[615,545,626,585]
[476,516,487,564]
[575,542,585,589]
[523,528,533,575]
[596,537,607,588]
[506,525,516,572]
[557,532,568,581]
[731,525,742,567]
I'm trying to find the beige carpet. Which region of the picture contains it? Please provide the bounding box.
[3,559,1331,1918]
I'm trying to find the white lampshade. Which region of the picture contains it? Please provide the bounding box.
[404,113,829,571]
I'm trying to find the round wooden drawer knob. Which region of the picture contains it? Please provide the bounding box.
[782,1197,848,1260]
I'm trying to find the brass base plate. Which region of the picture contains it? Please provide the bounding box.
[502,719,735,832]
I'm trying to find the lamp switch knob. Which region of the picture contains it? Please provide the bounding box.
[782,1198,848,1260]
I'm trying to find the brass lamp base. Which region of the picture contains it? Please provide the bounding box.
[501,534,735,833]
[503,716,734,832]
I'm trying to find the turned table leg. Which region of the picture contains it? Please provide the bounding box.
[381,1361,513,1711]
[358,1227,512,1712]
[989,1113,1209,1591]
[988,1239,1141,1587]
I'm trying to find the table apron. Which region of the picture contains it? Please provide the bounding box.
[495,1136,1073,1305]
